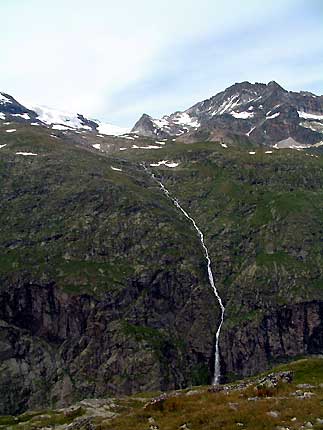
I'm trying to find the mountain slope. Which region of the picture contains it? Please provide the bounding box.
[1,122,323,414]
[132,81,323,147]
[0,127,218,414]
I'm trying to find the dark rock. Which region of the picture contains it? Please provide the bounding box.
[221,302,323,379]
[131,81,323,147]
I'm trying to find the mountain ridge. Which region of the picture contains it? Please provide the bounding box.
[2,81,323,148]
[131,81,323,148]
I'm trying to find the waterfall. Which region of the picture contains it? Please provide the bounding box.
[143,165,225,385]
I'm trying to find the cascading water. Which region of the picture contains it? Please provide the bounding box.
[143,164,225,385]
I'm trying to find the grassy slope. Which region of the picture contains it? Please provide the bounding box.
[90,356,323,430]
[2,126,322,314]
[0,126,206,298]
[118,140,323,322]
[2,356,323,429]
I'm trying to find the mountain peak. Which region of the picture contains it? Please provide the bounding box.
[131,80,323,147]
[0,92,128,136]
[267,80,286,91]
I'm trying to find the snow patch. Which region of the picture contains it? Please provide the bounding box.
[52,124,71,131]
[313,141,323,147]
[249,151,256,155]
[92,144,101,150]
[266,112,280,119]
[0,144,7,149]
[172,112,200,128]
[213,94,240,116]
[265,151,273,154]
[298,111,323,120]
[300,121,323,133]
[132,144,161,150]
[120,135,135,140]
[152,116,170,129]
[13,113,30,120]
[16,152,38,156]
[31,122,39,126]
[231,111,254,119]
[0,113,5,120]
[119,147,127,151]
[246,126,256,136]
[6,129,16,133]
[220,143,228,148]
[111,166,122,172]
[150,160,179,168]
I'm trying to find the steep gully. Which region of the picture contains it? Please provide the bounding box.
[142,164,225,384]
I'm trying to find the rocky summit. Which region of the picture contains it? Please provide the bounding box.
[131,81,323,148]
[0,82,323,424]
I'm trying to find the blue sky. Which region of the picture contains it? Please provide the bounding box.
[1,0,323,127]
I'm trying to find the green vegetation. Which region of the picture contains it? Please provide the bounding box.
[1,125,323,413]
[100,357,323,430]
[0,407,85,429]
[2,357,323,430]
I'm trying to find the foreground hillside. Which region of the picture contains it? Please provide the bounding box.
[0,122,323,414]
[1,357,323,429]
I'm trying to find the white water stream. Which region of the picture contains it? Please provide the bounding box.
[144,165,225,385]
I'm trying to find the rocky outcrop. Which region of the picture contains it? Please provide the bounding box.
[221,301,323,380]
[0,92,38,119]
[0,272,219,414]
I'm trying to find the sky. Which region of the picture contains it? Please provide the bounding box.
[1,0,323,127]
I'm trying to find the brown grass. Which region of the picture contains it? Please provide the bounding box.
[101,377,323,430]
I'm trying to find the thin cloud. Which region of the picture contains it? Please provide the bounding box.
[0,0,322,127]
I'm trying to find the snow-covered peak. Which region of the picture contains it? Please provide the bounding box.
[24,104,92,130]
[1,91,128,137]
[22,102,129,135]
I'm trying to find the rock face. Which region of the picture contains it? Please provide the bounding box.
[0,93,38,120]
[131,81,323,147]
[222,301,323,379]
[0,276,217,415]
